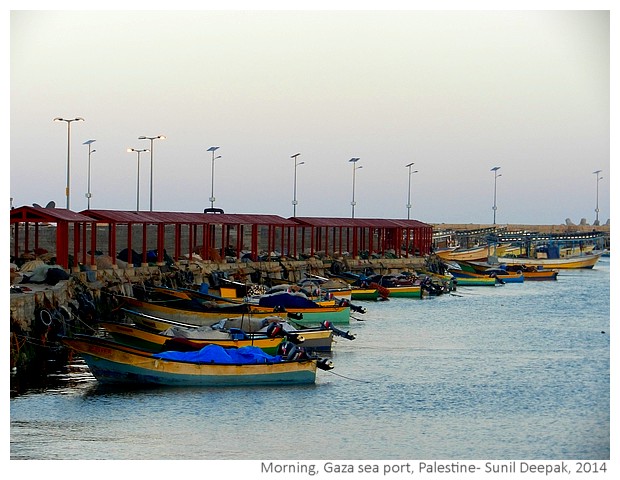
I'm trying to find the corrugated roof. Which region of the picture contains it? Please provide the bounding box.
[290,217,432,228]
[81,210,298,226]
[10,206,96,223]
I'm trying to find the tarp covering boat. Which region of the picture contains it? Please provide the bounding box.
[152,344,282,364]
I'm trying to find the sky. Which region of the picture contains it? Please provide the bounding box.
[6,1,615,226]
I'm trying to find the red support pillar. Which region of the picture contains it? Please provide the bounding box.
[127,223,134,266]
[157,223,165,264]
[73,222,80,271]
[90,222,97,267]
[56,222,69,269]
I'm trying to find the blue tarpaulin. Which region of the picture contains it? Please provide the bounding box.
[152,344,282,364]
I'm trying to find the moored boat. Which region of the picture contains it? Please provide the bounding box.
[122,309,341,353]
[97,320,287,354]
[61,335,332,387]
[495,252,602,269]
[451,275,498,286]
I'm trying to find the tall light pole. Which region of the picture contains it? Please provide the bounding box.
[207,146,221,209]
[593,170,603,225]
[83,140,96,210]
[349,157,361,218]
[405,163,419,220]
[138,135,166,211]
[491,166,501,224]
[291,153,304,217]
[128,148,149,211]
[54,117,84,210]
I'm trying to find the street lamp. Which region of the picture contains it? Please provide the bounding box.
[593,170,603,225]
[138,135,166,211]
[405,163,418,220]
[83,140,96,209]
[207,146,221,209]
[491,166,501,224]
[54,116,84,209]
[128,148,149,211]
[291,153,304,217]
[349,158,361,218]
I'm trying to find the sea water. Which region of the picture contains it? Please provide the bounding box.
[9,258,610,464]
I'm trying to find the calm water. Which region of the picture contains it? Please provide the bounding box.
[10,258,610,462]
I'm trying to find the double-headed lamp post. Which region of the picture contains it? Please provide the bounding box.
[138,135,166,211]
[207,146,221,209]
[349,158,362,218]
[491,166,501,224]
[405,162,418,220]
[128,148,149,211]
[291,153,304,217]
[593,170,603,225]
[54,117,84,210]
[83,140,96,209]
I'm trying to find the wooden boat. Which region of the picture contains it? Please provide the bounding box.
[383,285,423,298]
[350,287,380,301]
[175,286,357,325]
[451,275,498,286]
[459,260,558,281]
[120,295,291,326]
[122,309,340,353]
[495,252,602,269]
[97,321,287,355]
[253,291,355,325]
[61,335,332,387]
[450,265,524,283]
[435,245,491,262]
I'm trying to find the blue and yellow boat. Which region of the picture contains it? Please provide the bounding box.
[61,335,332,387]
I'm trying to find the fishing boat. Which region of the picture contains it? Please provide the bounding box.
[451,274,498,286]
[365,274,423,298]
[435,245,492,262]
[350,287,381,301]
[61,335,332,387]
[118,286,291,327]
[383,285,423,298]
[450,264,524,283]
[97,320,287,354]
[122,309,343,353]
[495,252,602,269]
[457,260,558,281]
[254,291,358,325]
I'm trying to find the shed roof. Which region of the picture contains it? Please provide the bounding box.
[10,206,95,224]
[290,217,431,229]
[81,209,298,226]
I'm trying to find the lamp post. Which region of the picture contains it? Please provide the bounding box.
[491,166,501,224]
[128,148,149,211]
[405,162,418,220]
[349,158,361,218]
[54,116,84,210]
[207,146,221,209]
[83,140,96,209]
[291,153,304,217]
[593,170,603,225]
[138,135,166,211]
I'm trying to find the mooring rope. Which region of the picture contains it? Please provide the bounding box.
[325,369,373,383]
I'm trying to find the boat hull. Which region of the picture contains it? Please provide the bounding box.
[350,288,380,300]
[98,321,285,354]
[384,286,422,298]
[62,336,317,387]
[496,253,601,269]
[453,276,498,286]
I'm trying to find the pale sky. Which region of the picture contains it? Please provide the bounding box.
[6,2,614,225]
